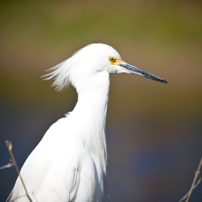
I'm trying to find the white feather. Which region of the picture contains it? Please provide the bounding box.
[9,43,168,202]
[9,43,121,202]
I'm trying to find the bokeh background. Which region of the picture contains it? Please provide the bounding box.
[0,0,202,201]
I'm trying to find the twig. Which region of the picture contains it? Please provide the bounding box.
[10,195,27,202]
[178,157,202,202]
[0,160,14,169]
[5,140,32,202]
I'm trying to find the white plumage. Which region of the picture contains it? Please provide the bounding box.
[9,43,168,202]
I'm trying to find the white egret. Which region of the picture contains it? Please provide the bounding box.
[9,43,169,202]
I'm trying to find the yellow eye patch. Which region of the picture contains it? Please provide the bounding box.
[109,57,116,63]
[109,57,125,66]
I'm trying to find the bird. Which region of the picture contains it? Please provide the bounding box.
[8,43,169,202]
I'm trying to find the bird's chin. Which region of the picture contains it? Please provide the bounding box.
[109,67,129,74]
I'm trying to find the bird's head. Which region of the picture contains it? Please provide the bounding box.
[44,43,169,91]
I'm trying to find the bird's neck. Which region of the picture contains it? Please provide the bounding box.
[71,72,110,174]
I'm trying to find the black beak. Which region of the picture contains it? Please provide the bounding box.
[120,63,169,84]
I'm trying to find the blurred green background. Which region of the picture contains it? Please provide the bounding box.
[0,0,202,201]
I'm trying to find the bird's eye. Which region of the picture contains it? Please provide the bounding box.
[109,57,116,63]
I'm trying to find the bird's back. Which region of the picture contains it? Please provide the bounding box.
[9,117,104,202]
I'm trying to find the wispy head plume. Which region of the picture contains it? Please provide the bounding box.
[42,58,74,91]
